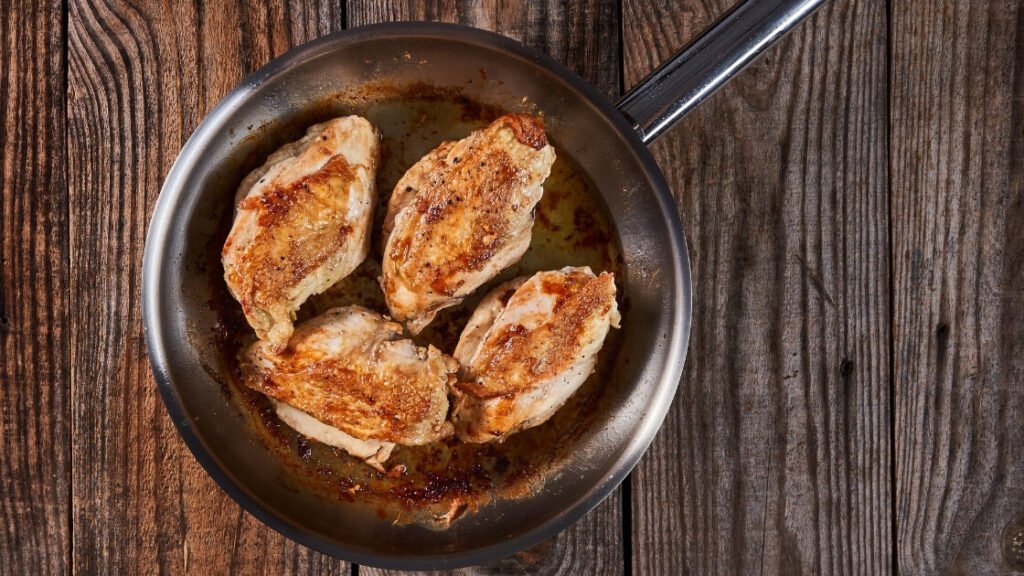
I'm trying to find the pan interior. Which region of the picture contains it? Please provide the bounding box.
[148,26,686,567]
[210,89,626,525]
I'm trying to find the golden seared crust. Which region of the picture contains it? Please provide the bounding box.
[380,141,456,243]
[457,270,617,399]
[501,112,549,149]
[223,116,379,348]
[450,267,619,443]
[244,357,451,443]
[381,114,556,333]
[271,400,395,472]
[388,146,517,296]
[240,307,456,445]
[225,156,355,316]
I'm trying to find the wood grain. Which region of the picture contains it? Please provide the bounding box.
[347,1,624,574]
[892,1,1024,573]
[66,1,349,574]
[0,1,69,575]
[347,0,620,98]
[2,0,1019,573]
[622,0,891,573]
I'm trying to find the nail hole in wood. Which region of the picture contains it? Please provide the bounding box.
[839,358,854,377]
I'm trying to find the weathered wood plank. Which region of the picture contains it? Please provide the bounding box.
[66,1,349,573]
[347,0,620,98]
[347,1,624,574]
[0,1,70,574]
[622,0,891,573]
[892,1,1024,573]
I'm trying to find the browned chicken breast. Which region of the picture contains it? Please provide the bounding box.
[270,400,396,472]
[223,116,380,349]
[451,267,620,443]
[380,114,557,334]
[240,306,457,469]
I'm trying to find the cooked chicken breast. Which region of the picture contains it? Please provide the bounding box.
[271,400,395,472]
[451,266,620,443]
[223,116,380,349]
[380,114,556,334]
[240,306,457,467]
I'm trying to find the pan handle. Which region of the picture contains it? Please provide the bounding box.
[616,0,830,144]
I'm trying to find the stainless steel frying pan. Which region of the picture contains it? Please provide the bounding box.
[143,0,828,569]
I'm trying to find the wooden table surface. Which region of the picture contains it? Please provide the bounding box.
[2,0,1022,574]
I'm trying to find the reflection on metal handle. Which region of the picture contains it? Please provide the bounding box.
[616,0,830,144]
